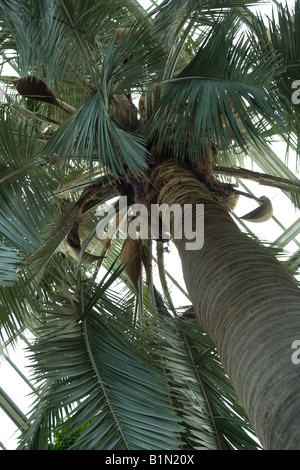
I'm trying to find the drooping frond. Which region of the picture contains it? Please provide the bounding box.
[19,261,182,450]
[146,315,261,450]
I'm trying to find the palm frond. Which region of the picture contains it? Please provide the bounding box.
[0,110,72,305]
[0,163,59,261]
[41,20,169,177]
[246,1,300,151]
[0,243,21,286]
[0,178,55,259]
[0,271,43,345]
[44,88,148,178]
[146,315,261,449]
[151,0,266,46]
[107,24,167,94]
[19,261,182,450]
[144,13,282,160]
[0,106,43,172]
[0,0,102,81]
[0,0,153,83]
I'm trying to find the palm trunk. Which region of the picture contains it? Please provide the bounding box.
[152,160,300,450]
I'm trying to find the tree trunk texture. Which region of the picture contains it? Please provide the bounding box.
[152,160,300,450]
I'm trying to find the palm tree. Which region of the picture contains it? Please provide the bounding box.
[0,0,300,450]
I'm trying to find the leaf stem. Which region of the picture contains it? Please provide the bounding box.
[214,165,300,191]
[82,319,130,449]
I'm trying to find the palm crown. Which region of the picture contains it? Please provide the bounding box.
[0,0,300,450]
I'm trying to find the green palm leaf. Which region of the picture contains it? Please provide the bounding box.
[145,13,281,159]
[0,0,155,84]
[44,87,148,178]
[43,21,168,177]
[0,243,21,286]
[19,262,182,450]
[152,0,267,45]
[147,315,261,449]
[245,1,300,150]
